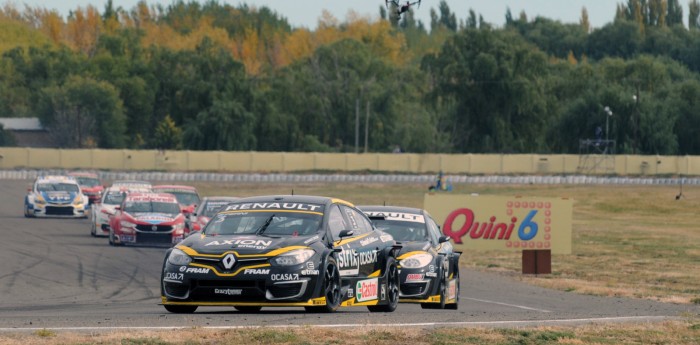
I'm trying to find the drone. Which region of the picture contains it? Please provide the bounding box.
[385,0,422,19]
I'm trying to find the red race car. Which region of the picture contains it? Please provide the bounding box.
[69,172,104,206]
[152,185,201,216]
[186,196,239,233]
[108,192,186,247]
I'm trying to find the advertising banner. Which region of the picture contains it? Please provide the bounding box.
[424,194,573,254]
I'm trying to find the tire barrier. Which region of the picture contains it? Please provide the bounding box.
[0,169,696,186]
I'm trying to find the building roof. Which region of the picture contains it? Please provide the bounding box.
[0,118,44,131]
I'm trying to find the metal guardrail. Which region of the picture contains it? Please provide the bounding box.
[0,169,696,186]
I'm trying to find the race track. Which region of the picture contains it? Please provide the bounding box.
[0,180,695,331]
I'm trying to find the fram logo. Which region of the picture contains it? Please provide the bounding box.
[443,208,539,244]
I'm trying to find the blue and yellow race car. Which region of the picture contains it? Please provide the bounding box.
[24,175,88,218]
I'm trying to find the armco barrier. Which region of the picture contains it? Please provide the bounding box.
[1,148,700,176]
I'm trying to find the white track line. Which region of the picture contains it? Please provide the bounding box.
[0,316,676,332]
[463,297,552,313]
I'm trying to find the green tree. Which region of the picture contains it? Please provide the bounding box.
[37,75,126,148]
[153,115,182,149]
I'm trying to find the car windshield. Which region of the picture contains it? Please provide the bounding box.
[123,201,181,216]
[162,191,200,206]
[75,177,100,187]
[373,220,429,242]
[204,211,322,237]
[103,192,125,205]
[37,183,80,193]
[201,201,232,217]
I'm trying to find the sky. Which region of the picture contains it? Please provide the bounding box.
[5,1,692,29]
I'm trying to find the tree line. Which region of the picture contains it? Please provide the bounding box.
[1,0,700,155]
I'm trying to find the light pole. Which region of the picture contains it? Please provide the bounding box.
[604,106,613,143]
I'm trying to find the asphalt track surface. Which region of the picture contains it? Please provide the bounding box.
[0,180,696,331]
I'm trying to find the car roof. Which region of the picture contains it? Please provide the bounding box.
[357,205,424,214]
[105,186,151,193]
[233,195,353,207]
[36,175,78,184]
[203,196,240,202]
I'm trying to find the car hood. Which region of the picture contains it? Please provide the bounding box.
[396,240,435,256]
[81,186,103,193]
[40,191,77,204]
[180,233,322,255]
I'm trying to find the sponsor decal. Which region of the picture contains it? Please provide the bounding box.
[425,272,438,278]
[355,278,379,302]
[365,212,425,223]
[447,279,457,300]
[46,192,72,202]
[381,284,386,300]
[164,272,184,282]
[119,235,135,242]
[429,265,435,273]
[304,235,320,244]
[313,299,325,305]
[359,236,379,246]
[224,203,323,212]
[301,269,319,276]
[271,273,300,281]
[348,288,354,298]
[344,210,359,229]
[185,267,210,274]
[222,254,236,269]
[406,273,424,281]
[135,215,173,223]
[337,248,378,276]
[129,196,175,203]
[243,268,270,275]
[380,234,393,243]
[179,266,187,272]
[215,288,242,296]
[306,262,315,270]
[205,239,272,250]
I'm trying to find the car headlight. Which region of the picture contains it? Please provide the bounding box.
[173,223,185,231]
[399,252,433,268]
[74,198,84,205]
[35,195,46,205]
[272,249,315,266]
[167,248,192,266]
[120,220,136,228]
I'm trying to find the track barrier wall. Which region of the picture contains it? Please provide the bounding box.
[1,148,699,176]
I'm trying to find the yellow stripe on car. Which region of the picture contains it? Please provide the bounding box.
[177,245,310,259]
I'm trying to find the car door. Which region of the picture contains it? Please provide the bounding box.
[339,205,382,278]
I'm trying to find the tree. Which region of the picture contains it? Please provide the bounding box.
[37,75,126,148]
[153,114,182,149]
[580,7,591,33]
[690,0,700,29]
[666,0,683,26]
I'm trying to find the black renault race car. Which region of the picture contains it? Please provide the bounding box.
[160,195,401,313]
[359,206,460,310]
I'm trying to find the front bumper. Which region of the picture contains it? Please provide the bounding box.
[113,228,183,247]
[161,261,323,306]
[29,203,87,218]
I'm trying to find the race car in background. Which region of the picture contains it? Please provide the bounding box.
[185,196,239,234]
[68,172,104,206]
[160,195,401,314]
[24,175,89,218]
[111,180,152,190]
[109,192,186,247]
[359,205,460,310]
[152,185,201,216]
[90,185,151,237]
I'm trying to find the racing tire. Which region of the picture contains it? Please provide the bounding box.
[304,257,341,313]
[90,219,97,237]
[367,257,399,313]
[234,306,262,313]
[444,269,460,310]
[421,275,447,310]
[108,229,121,246]
[163,304,198,313]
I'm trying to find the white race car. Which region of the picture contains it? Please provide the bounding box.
[24,175,88,218]
[91,186,151,237]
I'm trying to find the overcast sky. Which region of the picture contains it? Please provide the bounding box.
[6,1,691,29]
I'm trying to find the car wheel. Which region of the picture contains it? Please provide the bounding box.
[108,229,117,246]
[444,268,460,310]
[90,220,97,237]
[163,304,197,313]
[234,306,262,313]
[368,257,399,312]
[421,274,446,310]
[305,257,341,313]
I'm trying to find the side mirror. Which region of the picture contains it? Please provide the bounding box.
[338,230,354,239]
[438,236,450,244]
